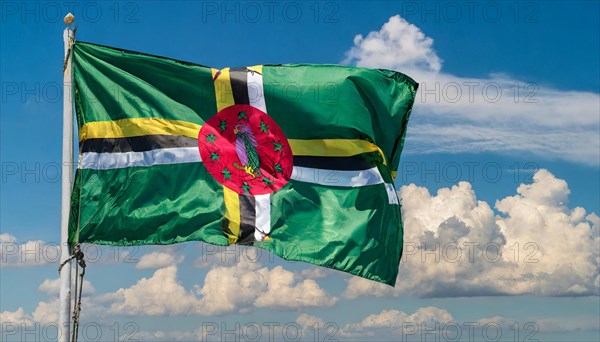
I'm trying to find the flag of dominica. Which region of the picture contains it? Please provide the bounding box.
[69,41,418,285]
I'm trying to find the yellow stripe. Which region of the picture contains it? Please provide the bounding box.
[78,120,387,167]
[223,187,241,243]
[79,118,201,141]
[213,68,235,112]
[247,65,263,74]
[213,67,240,242]
[289,139,388,165]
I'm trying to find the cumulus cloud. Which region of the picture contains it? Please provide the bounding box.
[127,330,199,341]
[193,245,335,280]
[130,313,335,342]
[343,15,442,72]
[253,266,337,309]
[344,169,599,298]
[3,253,336,330]
[344,15,600,165]
[337,307,600,339]
[1,277,105,330]
[298,266,333,279]
[108,254,336,316]
[341,306,453,338]
[296,313,326,329]
[136,251,184,269]
[0,307,34,327]
[109,265,201,316]
[0,233,61,267]
[128,307,600,341]
[196,258,337,315]
[38,277,95,297]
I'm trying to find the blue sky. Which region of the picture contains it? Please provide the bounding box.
[1,1,599,341]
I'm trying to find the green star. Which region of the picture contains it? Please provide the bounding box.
[205,133,217,144]
[210,152,220,161]
[238,111,248,120]
[262,176,274,185]
[219,120,227,132]
[241,182,252,194]
[260,120,269,133]
[222,167,231,180]
[274,163,283,174]
[272,140,283,152]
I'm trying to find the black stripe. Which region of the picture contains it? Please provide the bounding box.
[293,155,375,171]
[230,67,249,105]
[80,135,198,153]
[238,194,256,243]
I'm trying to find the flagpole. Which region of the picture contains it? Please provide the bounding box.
[59,12,75,342]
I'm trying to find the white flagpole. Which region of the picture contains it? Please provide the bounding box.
[59,12,75,342]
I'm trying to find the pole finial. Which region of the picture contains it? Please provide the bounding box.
[64,13,75,26]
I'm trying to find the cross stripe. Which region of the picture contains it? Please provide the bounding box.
[213,67,241,243]
[79,147,200,170]
[247,65,266,113]
[254,194,271,240]
[238,194,257,243]
[211,66,273,243]
[229,67,257,242]
[246,66,272,241]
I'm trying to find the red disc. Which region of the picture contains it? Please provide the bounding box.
[198,104,293,195]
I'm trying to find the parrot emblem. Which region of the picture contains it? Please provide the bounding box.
[233,123,261,178]
[198,104,293,196]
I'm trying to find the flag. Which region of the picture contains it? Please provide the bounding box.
[68,41,418,285]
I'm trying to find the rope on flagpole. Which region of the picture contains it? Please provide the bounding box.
[57,244,87,342]
[71,245,86,342]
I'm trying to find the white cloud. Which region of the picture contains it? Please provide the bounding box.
[108,255,336,316]
[38,277,95,297]
[0,307,34,327]
[0,235,155,269]
[296,313,326,329]
[131,313,334,342]
[3,254,337,329]
[1,278,103,330]
[253,266,337,309]
[0,233,61,267]
[128,307,600,342]
[196,259,337,315]
[344,169,599,298]
[343,15,442,72]
[344,15,600,165]
[408,123,600,165]
[340,306,454,338]
[127,330,200,341]
[136,251,184,269]
[31,298,60,324]
[109,265,201,316]
[337,307,600,339]
[194,257,267,314]
[298,266,333,279]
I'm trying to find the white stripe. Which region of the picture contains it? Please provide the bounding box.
[385,183,399,205]
[79,147,201,170]
[248,68,270,241]
[254,194,271,241]
[290,166,385,187]
[247,70,267,113]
